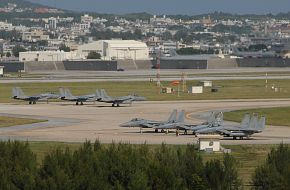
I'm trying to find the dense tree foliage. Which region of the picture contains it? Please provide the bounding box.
[0,140,242,189]
[12,45,26,57]
[177,47,215,55]
[212,24,252,35]
[59,44,71,52]
[0,30,21,41]
[253,144,290,190]
[90,29,144,40]
[0,141,37,189]
[248,44,268,51]
[87,52,101,59]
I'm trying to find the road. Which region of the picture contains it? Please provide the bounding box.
[0,99,290,145]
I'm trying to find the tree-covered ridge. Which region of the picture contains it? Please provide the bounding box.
[0,0,44,8]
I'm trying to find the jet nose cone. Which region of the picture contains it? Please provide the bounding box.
[119,122,131,127]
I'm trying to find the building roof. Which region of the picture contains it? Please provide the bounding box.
[103,40,148,49]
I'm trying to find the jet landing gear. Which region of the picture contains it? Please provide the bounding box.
[29,101,36,105]
[76,102,84,105]
[233,136,244,140]
[112,103,120,107]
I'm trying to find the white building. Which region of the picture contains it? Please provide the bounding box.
[22,31,49,42]
[48,17,57,29]
[81,14,93,23]
[77,40,150,60]
[19,51,83,62]
[0,66,4,77]
[0,21,13,31]
[198,135,221,152]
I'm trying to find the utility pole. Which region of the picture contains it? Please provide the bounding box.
[181,72,186,92]
[156,49,161,87]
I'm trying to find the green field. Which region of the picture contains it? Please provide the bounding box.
[2,79,290,103]
[27,142,275,188]
[0,116,46,128]
[224,106,290,126]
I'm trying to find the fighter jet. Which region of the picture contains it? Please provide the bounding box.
[196,113,266,140]
[12,87,59,104]
[59,87,96,105]
[119,109,178,133]
[96,89,146,107]
[157,111,224,135]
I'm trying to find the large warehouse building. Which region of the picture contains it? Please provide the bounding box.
[77,40,150,60]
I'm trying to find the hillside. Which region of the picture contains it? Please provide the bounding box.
[0,0,47,8]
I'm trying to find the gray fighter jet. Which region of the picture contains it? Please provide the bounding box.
[96,89,146,107]
[59,87,96,105]
[12,87,59,104]
[157,111,224,135]
[196,113,266,139]
[119,109,178,133]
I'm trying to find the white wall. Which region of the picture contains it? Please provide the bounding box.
[199,140,220,152]
[77,40,149,60]
[19,51,83,62]
[107,48,149,60]
[0,67,4,75]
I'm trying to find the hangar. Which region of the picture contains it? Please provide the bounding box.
[77,40,150,60]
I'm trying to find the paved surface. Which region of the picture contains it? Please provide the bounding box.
[2,68,290,83]
[0,99,290,145]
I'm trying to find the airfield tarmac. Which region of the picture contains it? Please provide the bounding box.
[3,68,290,83]
[0,99,290,145]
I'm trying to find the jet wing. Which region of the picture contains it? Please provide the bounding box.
[114,97,133,103]
[216,129,249,137]
[140,123,159,128]
[26,96,41,101]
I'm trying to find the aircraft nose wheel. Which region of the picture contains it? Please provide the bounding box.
[29,101,32,104]
[76,102,79,105]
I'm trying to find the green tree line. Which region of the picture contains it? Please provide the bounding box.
[0,141,289,189]
[0,140,241,190]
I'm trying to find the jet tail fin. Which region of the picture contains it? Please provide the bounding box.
[96,89,102,100]
[249,113,259,129]
[167,109,177,122]
[207,111,223,127]
[177,110,185,123]
[59,87,66,97]
[12,87,25,98]
[241,113,251,127]
[258,116,266,131]
[64,88,73,98]
[213,112,223,127]
[12,87,18,97]
[100,89,109,98]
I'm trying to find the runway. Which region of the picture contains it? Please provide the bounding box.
[0,99,290,145]
[2,68,290,83]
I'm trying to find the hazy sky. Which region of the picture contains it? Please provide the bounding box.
[28,0,290,15]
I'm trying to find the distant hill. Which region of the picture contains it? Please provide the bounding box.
[0,0,48,8]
